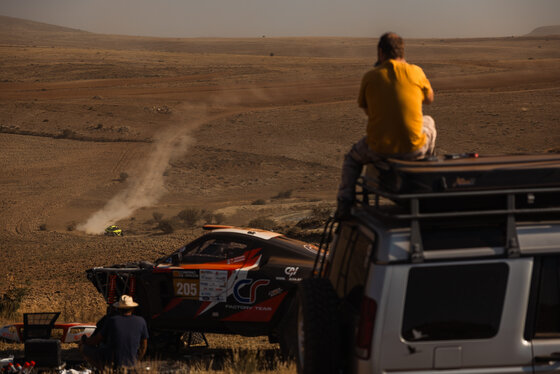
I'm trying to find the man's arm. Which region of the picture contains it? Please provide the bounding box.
[423,88,434,105]
[138,338,148,361]
[357,73,369,113]
[82,331,103,346]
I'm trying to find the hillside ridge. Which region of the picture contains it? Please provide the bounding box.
[0,14,87,34]
[526,25,560,36]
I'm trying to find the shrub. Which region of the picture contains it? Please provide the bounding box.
[157,219,175,234]
[285,225,323,244]
[311,205,332,220]
[248,217,277,230]
[0,287,28,319]
[251,199,266,205]
[202,211,214,224]
[177,208,201,227]
[119,172,129,182]
[59,128,76,139]
[296,217,321,229]
[273,190,293,199]
[213,213,226,224]
[296,206,332,230]
[39,223,47,231]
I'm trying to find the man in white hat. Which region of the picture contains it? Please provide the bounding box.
[80,295,149,369]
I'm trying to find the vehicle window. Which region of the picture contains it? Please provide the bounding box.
[534,256,560,337]
[182,238,248,261]
[402,262,509,341]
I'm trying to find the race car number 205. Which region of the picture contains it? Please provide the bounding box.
[173,269,228,302]
[174,279,198,299]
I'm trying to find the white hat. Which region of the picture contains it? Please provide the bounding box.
[112,295,139,309]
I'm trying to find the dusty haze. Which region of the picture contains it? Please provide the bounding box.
[0,0,559,38]
[0,16,559,364]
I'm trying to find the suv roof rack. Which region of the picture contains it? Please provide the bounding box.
[354,160,560,263]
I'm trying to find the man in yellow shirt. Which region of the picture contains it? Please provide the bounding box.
[337,32,436,218]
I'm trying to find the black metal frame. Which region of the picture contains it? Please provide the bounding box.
[22,312,61,341]
[356,175,560,262]
[315,170,560,276]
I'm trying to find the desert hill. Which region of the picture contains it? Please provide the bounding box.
[0,15,89,46]
[526,25,560,36]
[0,15,86,34]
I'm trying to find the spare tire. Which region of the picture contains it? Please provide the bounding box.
[296,278,340,374]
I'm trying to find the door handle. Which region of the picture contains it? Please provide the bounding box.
[535,352,560,363]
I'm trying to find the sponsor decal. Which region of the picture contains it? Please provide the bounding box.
[174,278,199,299]
[173,269,228,301]
[225,304,272,311]
[222,292,288,322]
[228,255,246,264]
[173,269,199,279]
[268,287,283,297]
[194,253,263,317]
[452,177,476,188]
[303,244,317,252]
[284,266,299,278]
[233,278,270,304]
[282,266,302,281]
[173,269,201,300]
[199,270,228,302]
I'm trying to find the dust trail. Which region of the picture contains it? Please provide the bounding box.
[77,105,212,234]
[77,84,275,235]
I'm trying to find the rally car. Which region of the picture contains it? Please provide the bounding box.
[104,225,123,236]
[86,225,317,350]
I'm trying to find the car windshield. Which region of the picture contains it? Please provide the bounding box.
[156,237,250,265]
[185,239,247,259]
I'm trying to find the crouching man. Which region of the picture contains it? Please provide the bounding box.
[80,295,149,370]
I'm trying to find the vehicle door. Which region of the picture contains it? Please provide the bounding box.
[373,259,533,374]
[328,222,376,367]
[161,234,258,328]
[529,255,560,373]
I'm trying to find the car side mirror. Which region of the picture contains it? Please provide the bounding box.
[171,253,181,266]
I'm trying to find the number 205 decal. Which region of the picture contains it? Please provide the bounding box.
[174,279,199,299]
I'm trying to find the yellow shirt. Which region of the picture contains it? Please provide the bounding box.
[358,59,433,154]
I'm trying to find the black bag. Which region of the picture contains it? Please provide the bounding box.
[376,154,560,194]
[24,338,62,367]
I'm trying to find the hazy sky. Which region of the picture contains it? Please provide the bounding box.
[1,0,559,38]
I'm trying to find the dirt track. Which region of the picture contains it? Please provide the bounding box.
[0,17,559,337]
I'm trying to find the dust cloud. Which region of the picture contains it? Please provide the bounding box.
[77,105,211,234]
[77,85,273,235]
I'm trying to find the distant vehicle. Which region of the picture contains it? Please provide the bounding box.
[86,225,317,353]
[104,225,122,236]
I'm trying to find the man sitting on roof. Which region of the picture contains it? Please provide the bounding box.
[336,32,436,218]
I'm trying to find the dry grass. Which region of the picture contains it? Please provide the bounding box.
[0,334,295,373]
[136,348,296,374]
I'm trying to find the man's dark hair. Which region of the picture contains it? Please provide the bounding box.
[378,32,404,59]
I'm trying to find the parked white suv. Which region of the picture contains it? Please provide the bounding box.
[295,154,560,374]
